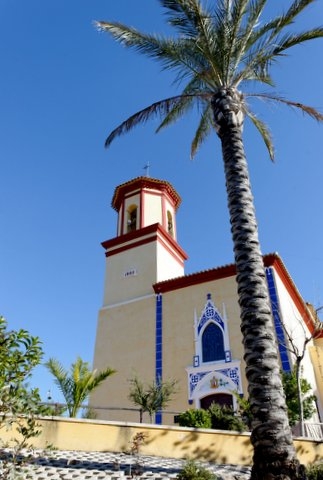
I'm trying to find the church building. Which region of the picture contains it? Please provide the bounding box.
[91,176,323,427]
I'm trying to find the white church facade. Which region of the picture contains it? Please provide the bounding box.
[91,176,323,427]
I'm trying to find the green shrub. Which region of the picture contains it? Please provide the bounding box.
[208,402,247,432]
[177,460,217,480]
[307,463,323,480]
[177,409,211,428]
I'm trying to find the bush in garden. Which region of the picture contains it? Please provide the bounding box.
[208,402,247,432]
[177,460,217,480]
[177,409,211,428]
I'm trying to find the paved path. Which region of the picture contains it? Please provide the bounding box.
[1,449,251,480]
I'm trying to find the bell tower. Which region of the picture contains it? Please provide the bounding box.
[91,177,187,420]
[100,176,188,305]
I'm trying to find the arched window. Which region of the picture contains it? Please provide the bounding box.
[202,323,225,362]
[167,211,173,237]
[127,205,137,232]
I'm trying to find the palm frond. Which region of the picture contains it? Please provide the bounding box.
[98,0,323,158]
[45,358,68,386]
[231,0,267,74]
[158,0,229,87]
[272,29,323,55]
[194,1,226,87]
[96,20,178,67]
[245,0,316,48]
[89,368,116,389]
[156,96,196,133]
[160,0,201,38]
[105,95,196,148]
[248,93,323,122]
[231,43,276,88]
[222,0,250,84]
[240,1,322,72]
[190,104,213,159]
[44,358,73,406]
[284,0,318,26]
[96,20,207,82]
[96,21,160,53]
[245,109,274,160]
[45,356,116,417]
[156,76,208,131]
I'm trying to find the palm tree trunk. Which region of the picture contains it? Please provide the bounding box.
[212,89,304,480]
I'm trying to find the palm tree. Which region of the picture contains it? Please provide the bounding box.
[45,357,116,418]
[128,376,177,423]
[96,1,323,478]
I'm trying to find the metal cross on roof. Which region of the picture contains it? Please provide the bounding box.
[143,161,151,177]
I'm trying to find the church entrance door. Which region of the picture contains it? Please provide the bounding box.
[200,393,233,410]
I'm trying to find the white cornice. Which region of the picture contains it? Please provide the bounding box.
[100,293,156,310]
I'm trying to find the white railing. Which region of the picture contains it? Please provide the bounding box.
[303,422,323,441]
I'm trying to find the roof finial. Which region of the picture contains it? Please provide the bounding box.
[143,161,151,177]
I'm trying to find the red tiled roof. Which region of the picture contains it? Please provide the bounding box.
[111,176,181,212]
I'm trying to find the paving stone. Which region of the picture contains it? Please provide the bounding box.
[2,448,251,480]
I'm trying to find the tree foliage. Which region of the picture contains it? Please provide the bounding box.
[0,315,44,478]
[97,0,323,160]
[177,460,217,480]
[178,403,247,432]
[0,316,42,387]
[280,309,322,435]
[44,356,116,417]
[177,408,212,429]
[208,402,247,432]
[306,463,323,480]
[128,376,177,422]
[282,370,316,427]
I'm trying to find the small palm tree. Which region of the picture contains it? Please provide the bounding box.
[96,2,323,479]
[129,376,177,423]
[45,357,116,417]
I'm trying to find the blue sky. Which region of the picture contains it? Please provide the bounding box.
[1,1,323,403]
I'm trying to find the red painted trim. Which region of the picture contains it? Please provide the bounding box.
[102,223,188,266]
[102,222,156,249]
[106,235,157,257]
[153,252,321,335]
[153,263,236,293]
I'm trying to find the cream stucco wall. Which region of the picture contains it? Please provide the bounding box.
[159,276,247,424]
[309,345,323,418]
[3,418,323,466]
[94,254,323,425]
[103,241,157,305]
[156,240,184,282]
[93,269,250,425]
[92,294,157,422]
[103,243,183,306]
[143,191,163,227]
